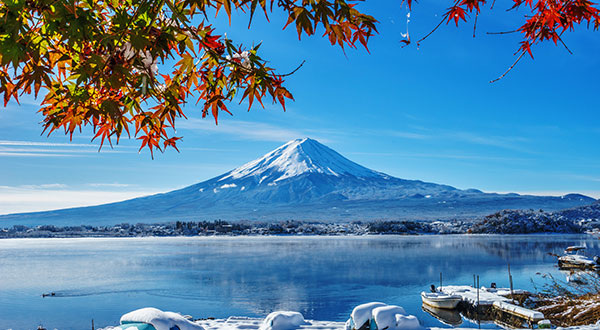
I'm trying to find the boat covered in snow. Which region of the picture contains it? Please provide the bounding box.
[420,292,461,310]
[558,246,600,270]
[102,307,204,330]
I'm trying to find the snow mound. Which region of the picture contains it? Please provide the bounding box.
[259,311,307,330]
[347,303,420,330]
[120,307,204,330]
[350,302,387,329]
[394,315,420,330]
[372,305,420,330]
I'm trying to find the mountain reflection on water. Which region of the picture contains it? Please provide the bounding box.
[0,235,598,330]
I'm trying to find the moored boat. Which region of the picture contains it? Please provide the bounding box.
[421,303,463,326]
[558,246,600,270]
[420,291,462,309]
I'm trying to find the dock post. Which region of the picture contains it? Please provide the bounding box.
[440,272,443,290]
[476,275,480,325]
[476,275,480,306]
[508,261,514,301]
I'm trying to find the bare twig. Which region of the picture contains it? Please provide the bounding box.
[473,11,479,37]
[487,29,520,35]
[490,18,542,83]
[556,31,574,54]
[489,48,527,83]
[416,17,446,46]
[417,0,461,46]
[280,60,306,77]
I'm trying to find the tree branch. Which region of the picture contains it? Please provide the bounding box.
[489,49,527,83]
[280,60,306,77]
[416,0,461,46]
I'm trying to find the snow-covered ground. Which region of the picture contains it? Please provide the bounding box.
[196,317,343,330]
[196,317,599,330]
[101,307,600,330]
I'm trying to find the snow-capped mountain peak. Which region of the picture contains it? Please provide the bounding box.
[1,137,595,225]
[219,138,385,183]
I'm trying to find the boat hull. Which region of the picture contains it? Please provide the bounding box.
[558,256,599,270]
[421,292,461,309]
[421,304,463,326]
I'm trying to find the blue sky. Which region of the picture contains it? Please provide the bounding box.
[1,2,599,214]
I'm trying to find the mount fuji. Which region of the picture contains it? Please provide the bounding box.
[0,138,595,226]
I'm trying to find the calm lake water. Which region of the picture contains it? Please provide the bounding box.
[1,235,599,330]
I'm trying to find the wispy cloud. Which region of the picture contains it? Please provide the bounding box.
[371,129,532,153]
[88,183,133,188]
[0,140,96,147]
[178,119,332,143]
[0,140,125,157]
[387,131,430,140]
[448,132,530,151]
[346,151,531,163]
[19,183,68,189]
[561,174,600,183]
[0,152,75,157]
[0,185,161,215]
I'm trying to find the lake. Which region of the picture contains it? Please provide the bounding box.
[0,235,598,330]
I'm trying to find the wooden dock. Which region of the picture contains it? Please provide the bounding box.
[438,285,545,327]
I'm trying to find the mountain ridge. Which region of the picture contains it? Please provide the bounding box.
[0,138,595,226]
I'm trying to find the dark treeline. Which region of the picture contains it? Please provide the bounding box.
[1,202,600,238]
[1,219,468,238]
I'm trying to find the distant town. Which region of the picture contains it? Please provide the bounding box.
[2,202,600,238]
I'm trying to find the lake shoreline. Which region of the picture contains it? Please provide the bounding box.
[2,216,598,239]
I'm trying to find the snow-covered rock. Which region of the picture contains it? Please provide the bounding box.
[350,302,387,329]
[119,307,204,330]
[259,311,307,330]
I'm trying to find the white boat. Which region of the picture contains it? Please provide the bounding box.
[558,246,600,269]
[421,303,463,326]
[420,291,462,309]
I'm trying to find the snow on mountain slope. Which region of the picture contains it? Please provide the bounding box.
[186,138,458,203]
[219,138,387,183]
[0,138,596,226]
